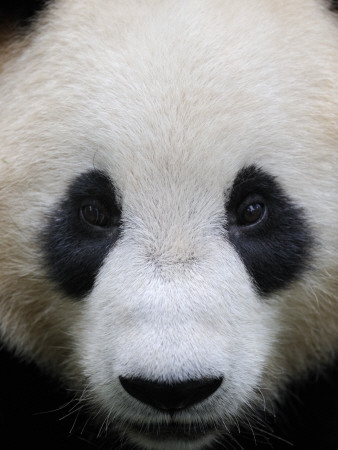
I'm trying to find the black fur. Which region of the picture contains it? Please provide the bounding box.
[226,166,313,295]
[42,170,122,298]
[0,0,51,26]
[330,0,338,11]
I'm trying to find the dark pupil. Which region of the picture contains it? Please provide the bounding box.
[243,203,263,224]
[82,204,108,227]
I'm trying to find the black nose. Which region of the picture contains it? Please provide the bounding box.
[119,376,223,414]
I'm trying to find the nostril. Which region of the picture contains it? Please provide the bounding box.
[119,376,223,414]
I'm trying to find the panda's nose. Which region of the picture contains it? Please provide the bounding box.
[119,376,223,414]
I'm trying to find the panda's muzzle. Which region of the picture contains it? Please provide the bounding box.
[119,376,223,416]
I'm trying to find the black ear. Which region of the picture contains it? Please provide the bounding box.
[330,0,338,12]
[0,0,50,26]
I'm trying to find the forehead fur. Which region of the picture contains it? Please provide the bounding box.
[0,1,337,270]
[1,0,337,181]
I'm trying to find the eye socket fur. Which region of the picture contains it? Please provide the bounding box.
[42,170,123,298]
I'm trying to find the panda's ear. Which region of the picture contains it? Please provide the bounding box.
[330,0,338,12]
[0,0,49,27]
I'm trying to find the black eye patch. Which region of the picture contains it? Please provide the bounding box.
[226,166,313,295]
[41,170,122,298]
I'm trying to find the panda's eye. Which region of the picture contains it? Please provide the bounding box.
[80,201,112,228]
[237,196,266,227]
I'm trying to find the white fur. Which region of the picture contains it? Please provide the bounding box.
[0,1,337,448]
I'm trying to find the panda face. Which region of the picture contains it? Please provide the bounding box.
[0,1,337,449]
[64,170,277,449]
[40,162,311,448]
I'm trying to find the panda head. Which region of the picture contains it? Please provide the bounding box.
[0,1,337,449]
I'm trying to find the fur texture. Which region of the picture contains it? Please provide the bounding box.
[0,1,337,449]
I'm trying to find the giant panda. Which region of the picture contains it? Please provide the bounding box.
[0,1,337,449]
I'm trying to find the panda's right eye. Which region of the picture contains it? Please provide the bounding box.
[43,170,123,298]
[80,201,110,228]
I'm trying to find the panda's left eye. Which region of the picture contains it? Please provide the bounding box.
[237,195,267,227]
